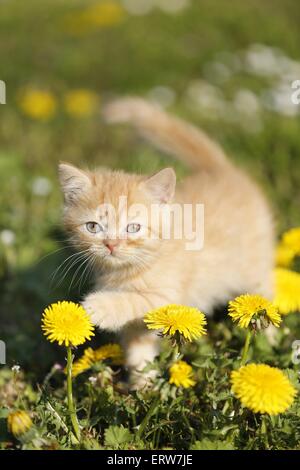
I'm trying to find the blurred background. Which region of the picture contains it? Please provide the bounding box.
[1,0,300,374]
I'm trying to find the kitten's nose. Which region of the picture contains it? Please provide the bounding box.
[104,241,118,253]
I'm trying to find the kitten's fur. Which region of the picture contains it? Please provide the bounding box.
[59,98,274,388]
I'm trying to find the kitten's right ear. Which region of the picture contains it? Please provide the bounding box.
[58,162,91,204]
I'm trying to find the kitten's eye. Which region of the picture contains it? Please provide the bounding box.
[86,222,102,234]
[126,223,141,234]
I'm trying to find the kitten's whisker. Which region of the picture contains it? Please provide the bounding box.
[50,251,81,281]
[80,254,98,293]
[34,246,69,267]
[78,254,96,293]
[68,256,91,293]
[51,251,90,288]
[50,249,90,285]
[56,252,90,288]
[133,255,151,271]
[86,255,97,285]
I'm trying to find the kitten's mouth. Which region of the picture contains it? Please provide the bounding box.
[103,252,124,266]
[104,248,118,258]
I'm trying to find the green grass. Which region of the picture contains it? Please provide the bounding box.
[1,0,300,450]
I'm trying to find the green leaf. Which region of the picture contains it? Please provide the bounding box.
[190,438,234,450]
[0,409,9,419]
[104,425,133,449]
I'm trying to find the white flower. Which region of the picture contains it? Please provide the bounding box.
[121,0,154,16]
[233,89,260,116]
[32,177,52,196]
[244,43,300,87]
[244,43,281,77]
[186,80,226,118]
[277,57,300,82]
[262,83,300,117]
[88,376,97,384]
[157,0,190,14]
[0,229,16,246]
[12,365,20,373]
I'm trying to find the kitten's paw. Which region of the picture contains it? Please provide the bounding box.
[82,293,123,331]
[129,369,157,391]
[82,293,101,322]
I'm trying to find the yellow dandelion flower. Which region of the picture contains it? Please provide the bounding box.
[228,294,281,329]
[72,343,124,377]
[84,1,125,27]
[282,227,300,255]
[72,347,95,377]
[231,364,296,415]
[41,301,95,347]
[274,268,300,315]
[7,410,32,436]
[276,227,300,268]
[169,360,195,388]
[144,304,207,341]
[276,244,295,268]
[64,89,98,117]
[63,1,125,35]
[19,89,57,120]
[94,343,123,365]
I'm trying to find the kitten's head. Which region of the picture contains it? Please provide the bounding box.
[58,163,176,273]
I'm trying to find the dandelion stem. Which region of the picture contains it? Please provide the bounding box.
[46,401,69,434]
[66,346,81,442]
[260,415,270,448]
[136,396,160,441]
[261,415,267,435]
[173,342,180,361]
[240,330,252,366]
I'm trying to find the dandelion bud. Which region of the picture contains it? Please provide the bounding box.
[7,410,32,437]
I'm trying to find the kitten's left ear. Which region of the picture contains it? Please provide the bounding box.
[141,168,176,204]
[58,162,92,204]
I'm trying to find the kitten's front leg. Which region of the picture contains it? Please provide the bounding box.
[82,290,170,331]
[82,291,124,330]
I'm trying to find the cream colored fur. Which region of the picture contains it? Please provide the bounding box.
[58,98,275,389]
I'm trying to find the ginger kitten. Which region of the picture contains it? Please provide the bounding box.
[58,98,275,388]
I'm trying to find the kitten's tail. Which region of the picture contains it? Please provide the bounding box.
[104,97,229,172]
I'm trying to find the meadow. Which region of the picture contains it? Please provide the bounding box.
[1,0,300,450]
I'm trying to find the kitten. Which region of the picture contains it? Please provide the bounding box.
[58,98,275,388]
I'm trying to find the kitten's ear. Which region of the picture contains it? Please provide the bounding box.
[141,168,176,204]
[58,162,91,204]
